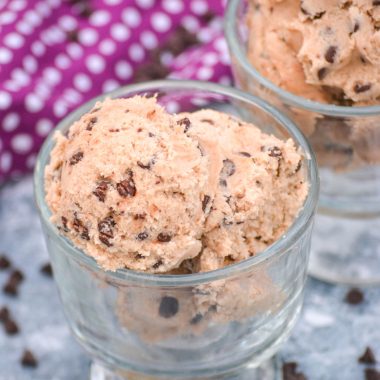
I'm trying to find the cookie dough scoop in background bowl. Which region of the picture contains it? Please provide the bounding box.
[226,0,380,285]
[34,80,318,380]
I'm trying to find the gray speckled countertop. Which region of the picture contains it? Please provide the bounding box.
[0,177,379,380]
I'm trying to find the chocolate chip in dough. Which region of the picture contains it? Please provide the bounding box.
[86,117,97,131]
[317,67,328,80]
[159,296,179,318]
[325,46,337,63]
[93,181,108,202]
[157,233,172,243]
[202,195,211,212]
[221,159,236,177]
[152,260,163,269]
[137,232,149,241]
[354,83,372,94]
[177,117,191,133]
[69,151,84,166]
[239,151,251,157]
[117,170,136,197]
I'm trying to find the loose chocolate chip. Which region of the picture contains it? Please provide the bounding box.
[11,269,24,284]
[117,171,136,197]
[134,213,146,220]
[159,296,179,318]
[177,117,191,133]
[0,255,11,270]
[98,216,116,238]
[3,281,18,296]
[69,151,84,165]
[0,306,9,322]
[282,362,307,380]
[221,159,236,177]
[99,235,112,247]
[239,151,251,157]
[202,195,211,212]
[268,146,282,158]
[354,83,372,93]
[135,253,144,259]
[61,216,69,232]
[21,349,38,368]
[86,117,97,131]
[359,347,376,364]
[365,368,380,380]
[190,313,203,325]
[317,67,328,80]
[137,160,152,170]
[157,233,172,242]
[325,46,337,63]
[345,288,364,305]
[4,318,19,335]
[93,181,108,202]
[66,29,79,42]
[137,232,149,241]
[201,119,214,125]
[40,263,53,277]
[152,260,163,269]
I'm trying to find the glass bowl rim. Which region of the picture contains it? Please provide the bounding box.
[225,0,380,117]
[34,79,319,286]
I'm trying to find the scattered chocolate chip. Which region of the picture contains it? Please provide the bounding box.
[99,235,112,247]
[80,226,90,240]
[353,21,360,33]
[159,296,179,318]
[137,160,152,170]
[208,304,217,312]
[11,269,24,284]
[295,161,302,173]
[86,117,97,131]
[148,132,155,137]
[117,170,136,197]
[282,362,307,380]
[0,306,9,322]
[221,159,236,177]
[21,350,38,368]
[190,313,203,325]
[317,67,328,80]
[98,216,116,238]
[300,3,325,20]
[73,214,83,233]
[201,119,214,125]
[255,235,262,241]
[61,216,69,232]
[40,263,53,277]
[66,29,79,42]
[359,347,376,364]
[354,83,372,93]
[135,253,144,260]
[177,117,191,133]
[137,232,149,241]
[3,282,18,296]
[325,46,337,63]
[268,146,282,158]
[109,128,120,132]
[93,181,108,202]
[219,179,227,187]
[345,288,364,305]
[365,368,380,380]
[223,217,233,226]
[69,151,84,165]
[4,318,19,335]
[239,151,251,157]
[152,260,163,269]
[157,233,172,243]
[134,213,146,220]
[0,255,11,270]
[202,195,211,212]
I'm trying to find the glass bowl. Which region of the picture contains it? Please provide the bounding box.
[225,0,380,285]
[34,80,318,379]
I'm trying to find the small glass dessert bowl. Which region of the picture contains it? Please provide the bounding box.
[34,80,318,380]
[226,0,380,285]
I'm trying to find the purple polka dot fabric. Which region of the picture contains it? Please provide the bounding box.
[0,0,231,183]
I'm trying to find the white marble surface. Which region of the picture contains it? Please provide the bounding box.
[0,177,379,380]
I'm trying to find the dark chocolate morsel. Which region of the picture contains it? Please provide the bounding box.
[202,195,211,212]
[221,159,236,177]
[137,232,149,241]
[325,46,337,63]
[157,233,172,242]
[21,350,38,368]
[239,151,251,157]
[177,117,191,133]
[190,313,203,325]
[317,67,328,80]
[354,83,372,93]
[359,347,376,364]
[345,288,364,305]
[69,151,84,165]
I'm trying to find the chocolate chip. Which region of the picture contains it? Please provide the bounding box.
[99,235,112,247]
[11,269,24,284]
[117,171,136,197]
[219,179,227,187]
[157,233,172,242]
[239,151,251,157]
[354,83,372,93]
[201,119,214,125]
[359,347,376,364]
[137,232,149,241]
[268,146,282,158]
[40,263,53,277]
[98,216,116,238]
[353,21,360,33]
[4,318,19,335]
[373,1,380,5]
[0,306,9,322]
[221,159,236,177]
[317,67,328,80]
[365,368,380,380]
[134,213,146,220]
[345,288,364,305]
[135,253,144,260]
[325,46,337,63]
[3,281,18,296]
[86,117,97,131]
[61,216,69,232]
[223,217,233,226]
[80,226,90,240]
[69,151,84,165]
[190,313,203,325]
[202,195,211,212]
[159,296,179,318]
[79,4,93,18]
[282,362,307,380]
[255,235,262,240]
[93,181,108,202]
[177,117,191,133]
[21,349,38,368]
[0,255,11,270]
[295,161,302,173]
[152,260,163,269]
[137,160,152,170]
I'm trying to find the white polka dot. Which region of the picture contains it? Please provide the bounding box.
[99,39,116,56]
[31,41,45,56]
[151,12,172,33]
[79,28,99,46]
[43,67,62,86]
[55,54,71,70]
[162,0,184,14]
[191,97,208,106]
[26,154,37,169]
[67,43,83,60]
[2,113,20,132]
[4,81,20,92]
[190,0,208,15]
[53,101,67,118]
[11,134,33,154]
[182,16,200,33]
[25,94,44,113]
[197,66,213,80]
[214,37,228,53]
[0,48,13,64]
[0,92,11,110]
[202,52,218,66]
[63,88,82,105]
[121,7,141,28]
[86,54,106,74]
[17,21,34,35]
[129,43,145,62]
[36,2,51,18]
[166,101,180,113]
[115,60,132,80]
[11,68,30,87]
[110,23,130,42]
[58,15,78,31]
[0,152,12,172]
[35,82,50,100]
[24,10,42,27]
[90,10,111,27]
[47,26,66,44]
[36,118,53,136]
[0,12,17,25]
[74,73,92,92]
[102,79,120,93]
[9,0,27,12]
[198,29,214,43]
[136,0,154,8]
[140,30,158,49]
[23,55,38,74]
[104,0,122,5]
[4,33,25,49]
[219,76,232,86]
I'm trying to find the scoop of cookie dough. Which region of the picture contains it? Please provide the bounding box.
[45,96,307,273]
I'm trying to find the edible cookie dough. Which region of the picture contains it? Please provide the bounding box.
[246,0,380,169]
[45,96,307,273]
